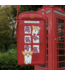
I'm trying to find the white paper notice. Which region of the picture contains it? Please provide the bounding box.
[24,21,40,24]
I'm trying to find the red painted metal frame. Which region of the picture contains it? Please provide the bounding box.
[53,10,57,70]
[43,5,47,21]
[16,5,20,21]
[52,6,65,70]
[53,13,65,70]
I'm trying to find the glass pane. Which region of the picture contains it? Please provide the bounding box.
[59,56,65,61]
[58,18,64,24]
[46,56,48,61]
[57,44,64,48]
[59,50,65,55]
[46,63,48,68]
[59,62,65,68]
[46,30,48,35]
[46,37,48,42]
[58,25,64,30]
[47,50,48,55]
[58,37,64,42]
[58,31,64,36]
[57,18,65,69]
[47,43,48,48]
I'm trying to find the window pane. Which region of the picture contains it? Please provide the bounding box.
[47,56,48,61]
[47,43,48,48]
[59,50,64,55]
[58,25,64,30]
[58,31,64,36]
[58,18,64,24]
[47,50,48,55]
[59,62,65,68]
[59,56,65,61]
[57,44,64,48]
[58,37,64,42]
[46,37,48,42]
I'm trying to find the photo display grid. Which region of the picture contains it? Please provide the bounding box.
[24,25,40,53]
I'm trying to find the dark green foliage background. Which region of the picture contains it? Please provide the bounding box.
[0,44,34,70]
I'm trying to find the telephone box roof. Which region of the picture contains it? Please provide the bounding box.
[37,5,65,14]
[18,11,45,20]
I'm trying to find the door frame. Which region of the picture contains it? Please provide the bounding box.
[53,13,65,70]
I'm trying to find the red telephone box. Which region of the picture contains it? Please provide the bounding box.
[16,11,46,65]
[35,5,65,70]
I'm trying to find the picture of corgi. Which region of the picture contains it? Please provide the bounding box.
[22,51,33,64]
[32,25,41,36]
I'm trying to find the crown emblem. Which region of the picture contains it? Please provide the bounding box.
[59,8,61,11]
[30,14,34,19]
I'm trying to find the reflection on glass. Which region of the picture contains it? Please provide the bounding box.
[58,31,64,36]
[57,18,65,68]
[58,37,64,42]
[58,25,64,30]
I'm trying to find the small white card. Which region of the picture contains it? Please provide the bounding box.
[24,45,31,52]
[24,26,31,34]
[33,36,39,43]
[24,21,40,23]
[33,45,39,53]
[25,36,31,43]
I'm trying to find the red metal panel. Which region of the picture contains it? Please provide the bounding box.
[53,13,57,70]
[48,13,53,70]
[17,11,46,65]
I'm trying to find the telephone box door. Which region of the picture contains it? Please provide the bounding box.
[17,11,46,65]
